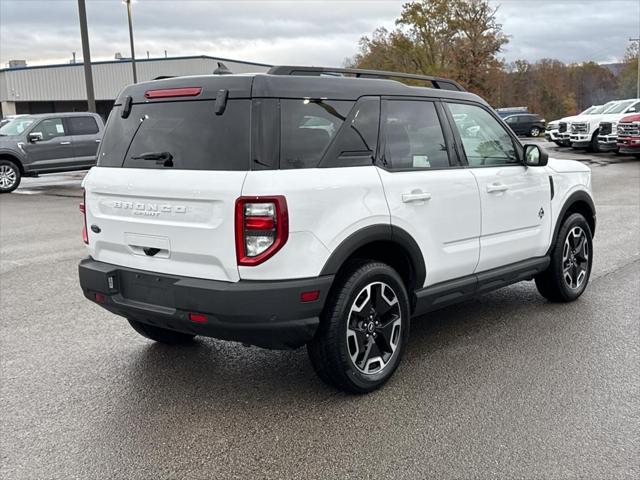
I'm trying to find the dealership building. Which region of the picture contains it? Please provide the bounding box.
[0,55,271,119]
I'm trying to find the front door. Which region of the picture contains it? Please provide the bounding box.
[445,102,552,272]
[378,98,481,288]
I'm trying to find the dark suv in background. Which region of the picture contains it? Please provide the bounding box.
[0,112,104,193]
[503,113,545,137]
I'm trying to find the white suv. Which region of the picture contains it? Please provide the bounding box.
[79,66,596,393]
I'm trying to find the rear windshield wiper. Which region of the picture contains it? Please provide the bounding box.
[131,151,174,167]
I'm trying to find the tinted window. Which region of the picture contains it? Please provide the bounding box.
[98,100,250,170]
[280,99,353,169]
[67,116,99,135]
[447,103,519,167]
[383,100,450,170]
[31,118,66,140]
[322,97,380,167]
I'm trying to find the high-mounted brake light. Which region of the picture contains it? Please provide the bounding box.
[235,196,288,266]
[144,87,202,99]
[80,190,88,244]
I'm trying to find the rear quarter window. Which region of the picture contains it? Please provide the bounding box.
[98,99,250,171]
[280,99,354,169]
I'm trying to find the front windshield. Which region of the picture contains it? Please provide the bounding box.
[0,116,36,136]
[590,103,614,115]
[605,100,636,114]
[581,106,597,115]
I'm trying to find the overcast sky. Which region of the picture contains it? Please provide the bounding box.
[0,0,638,68]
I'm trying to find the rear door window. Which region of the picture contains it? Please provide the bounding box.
[382,100,451,170]
[98,100,250,170]
[67,116,99,135]
[280,99,353,169]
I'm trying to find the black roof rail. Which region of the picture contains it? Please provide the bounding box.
[267,65,465,92]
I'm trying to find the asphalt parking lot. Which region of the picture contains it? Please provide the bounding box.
[1,142,639,479]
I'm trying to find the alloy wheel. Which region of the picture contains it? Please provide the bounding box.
[346,281,402,375]
[0,165,17,190]
[562,226,589,289]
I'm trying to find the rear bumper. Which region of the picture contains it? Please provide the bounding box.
[78,258,334,349]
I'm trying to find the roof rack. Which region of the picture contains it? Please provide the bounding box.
[267,65,465,92]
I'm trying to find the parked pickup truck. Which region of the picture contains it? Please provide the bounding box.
[570,99,639,152]
[0,112,104,193]
[616,113,640,156]
[550,105,602,146]
[598,99,640,152]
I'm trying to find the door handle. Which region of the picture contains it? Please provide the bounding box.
[402,192,432,203]
[59,141,71,145]
[486,183,509,193]
[95,139,101,143]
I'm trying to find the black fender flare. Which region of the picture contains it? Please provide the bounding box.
[549,190,596,253]
[319,224,426,288]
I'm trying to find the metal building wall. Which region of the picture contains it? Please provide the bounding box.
[0,56,270,103]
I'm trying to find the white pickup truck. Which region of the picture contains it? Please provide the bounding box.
[570,99,639,152]
[546,105,600,146]
[597,99,640,151]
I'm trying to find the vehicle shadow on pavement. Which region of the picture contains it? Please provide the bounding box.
[106,280,568,408]
[83,279,598,474]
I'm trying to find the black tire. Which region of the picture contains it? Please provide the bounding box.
[535,213,593,302]
[588,131,600,153]
[529,127,541,137]
[127,318,195,344]
[307,260,410,394]
[0,159,21,193]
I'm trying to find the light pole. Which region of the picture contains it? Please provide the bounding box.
[123,0,138,83]
[77,0,96,112]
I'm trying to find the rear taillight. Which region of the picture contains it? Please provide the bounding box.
[235,196,288,266]
[80,190,88,244]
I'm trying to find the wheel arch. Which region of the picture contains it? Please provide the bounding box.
[0,152,24,174]
[320,224,426,304]
[549,190,596,253]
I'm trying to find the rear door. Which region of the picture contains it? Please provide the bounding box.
[377,98,481,287]
[445,102,552,272]
[23,117,75,169]
[84,92,251,282]
[66,115,102,166]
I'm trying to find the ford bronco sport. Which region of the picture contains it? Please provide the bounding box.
[79,66,596,393]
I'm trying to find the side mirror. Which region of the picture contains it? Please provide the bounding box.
[628,107,637,113]
[523,144,548,167]
[28,132,42,143]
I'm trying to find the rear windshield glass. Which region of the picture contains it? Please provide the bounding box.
[280,99,354,169]
[98,99,250,170]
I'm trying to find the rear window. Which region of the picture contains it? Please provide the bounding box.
[280,99,354,169]
[98,99,250,170]
[67,116,99,135]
